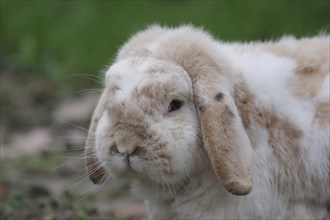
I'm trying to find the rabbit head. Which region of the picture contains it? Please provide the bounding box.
[85,26,253,196]
[86,57,205,185]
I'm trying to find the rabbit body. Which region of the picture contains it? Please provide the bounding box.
[86,26,330,219]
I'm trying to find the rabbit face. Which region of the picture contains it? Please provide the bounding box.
[94,57,206,184]
[86,26,254,196]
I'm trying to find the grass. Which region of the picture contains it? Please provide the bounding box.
[22,151,65,173]
[0,150,109,220]
[1,186,107,220]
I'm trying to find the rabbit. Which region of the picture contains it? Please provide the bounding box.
[85,25,330,219]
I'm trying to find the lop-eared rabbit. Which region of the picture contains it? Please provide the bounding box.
[85,25,329,219]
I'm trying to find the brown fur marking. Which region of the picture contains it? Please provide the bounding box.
[232,77,329,200]
[261,37,329,99]
[314,102,330,128]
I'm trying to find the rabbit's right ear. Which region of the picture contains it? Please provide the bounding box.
[85,90,108,184]
[192,75,254,195]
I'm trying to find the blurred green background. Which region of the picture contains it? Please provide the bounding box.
[1,0,329,91]
[1,1,329,219]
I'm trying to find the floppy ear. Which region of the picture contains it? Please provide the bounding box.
[149,26,254,195]
[193,75,254,195]
[155,27,254,195]
[85,90,108,184]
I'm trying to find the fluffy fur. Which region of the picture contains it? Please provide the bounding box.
[85,25,330,219]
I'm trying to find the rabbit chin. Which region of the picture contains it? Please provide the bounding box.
[113,164,172,184]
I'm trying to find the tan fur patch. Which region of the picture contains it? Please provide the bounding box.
[201,102,236,175]
[261,37,329,99]
[128,57,147,67]
[314,102,330,128]
[144,61,173,75]
[129,82,171,117]
[234,77,303,149]
[116,26,166,60]
[233,77,270,134]
[232,77,329,199]
[108,75,122,95]
[138,82,174,100]
[267,116,305,192]
[108,81,120,94]
[234,76,303,135]
[288,74,326,99]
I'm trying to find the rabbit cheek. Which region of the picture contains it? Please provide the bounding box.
[144,145,174,177]
[93,116,125,177]
[163,110,204,181]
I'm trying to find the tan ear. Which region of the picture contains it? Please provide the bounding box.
[151,31,254,194]
[85,90,108,184]
[193,80,253,196]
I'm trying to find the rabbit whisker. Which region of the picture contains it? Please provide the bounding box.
[61,88,103,98]
[48,157,86,174]
[73,185,99,205]
[52,135,87,139]
[54,119,88,132]
[70,74,104,84]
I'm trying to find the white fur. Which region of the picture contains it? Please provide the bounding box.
[316,74,330,102]
[221,45,316,130]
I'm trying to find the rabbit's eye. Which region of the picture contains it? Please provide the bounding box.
[168,99,184,112]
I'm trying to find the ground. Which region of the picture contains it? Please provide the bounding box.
[0,73,147,220]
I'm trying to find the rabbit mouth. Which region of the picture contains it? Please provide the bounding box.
[111,154,138,174]
[107,152,175,182]
[123,154,133,171]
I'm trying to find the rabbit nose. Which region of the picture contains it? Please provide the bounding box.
[109,142,137,156]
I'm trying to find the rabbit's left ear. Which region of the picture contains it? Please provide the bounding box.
[192,74,254,195]
[85,90,108,184]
